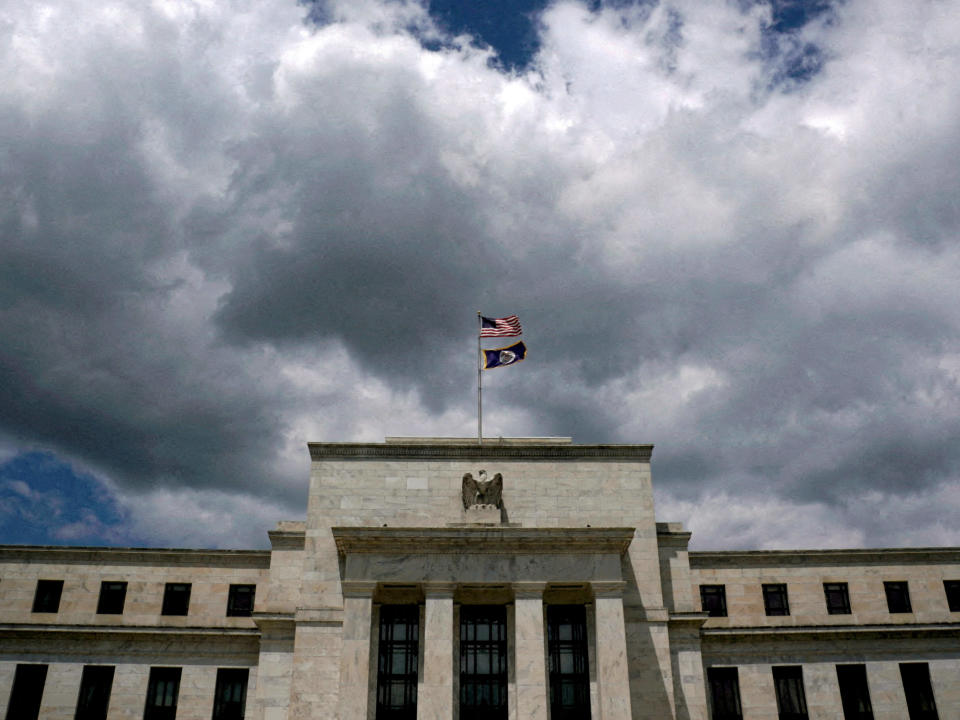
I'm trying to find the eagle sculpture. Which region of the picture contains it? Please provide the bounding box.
[461,469,503,509]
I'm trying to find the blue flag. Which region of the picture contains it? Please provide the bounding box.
[482,341,527,369]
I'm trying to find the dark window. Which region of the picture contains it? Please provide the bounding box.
[96,582,127,615]
[74,665,114,720]
[884,582,912,613]
[900,663,938,720]
[32,579,63,613]
[376,605,419,720]
[824,583,852,615]
[161,583,191,616]
[460,605,507,720]
[836,665,874,720]
[143,667,181,720]
[547,605,591,720]
[226,584,256,617]
[700,585,727,617]
[5,664,47,720]
[763,584,790,616]
[213,668,249,720]
[945,580,960,612]
[773,666,809,720]
[708,667,742,720]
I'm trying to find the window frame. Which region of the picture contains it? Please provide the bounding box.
[74,665,115,720]
[883,581,912,613]
[773,666,809,720]
[160,583,191,616]
[143,667,182,720]
[700,585,727,617]
[7,663,48,720]
[762,583,790,616]
[96,581,127,615]
[212,668,250,720]
[375,604,420,720]
[226,584,256,617]
[708,666,743,720]
[836,664,874,720]
[459,605,508,720]
[546,604,591,720]
[945,580,960,612]
[824,582,852,615]
[899,663,939,720]
[32,579,64,613]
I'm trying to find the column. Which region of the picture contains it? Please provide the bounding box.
[512,582,549,720]
[591,581,633,720]
[337,581,376,720]
[418,582,456,720]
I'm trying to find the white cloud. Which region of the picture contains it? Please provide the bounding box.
[1,0,959,548]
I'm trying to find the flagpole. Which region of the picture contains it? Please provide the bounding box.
[477,311,483,445]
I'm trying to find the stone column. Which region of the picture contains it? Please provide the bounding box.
[337,581,376,720]
[418,582,456,720]
[591,581,633,720]
[512,582,549,720]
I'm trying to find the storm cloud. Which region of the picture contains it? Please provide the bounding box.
[1,0,958,548]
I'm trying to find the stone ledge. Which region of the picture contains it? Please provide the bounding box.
[701,621,960,640]
[310,441,653,461]
[331,527,636,555]
[0,545,271,567]
[0,622,260,637]
[690,547,960,567]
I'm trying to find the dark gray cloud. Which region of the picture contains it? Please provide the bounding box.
[1,0,959,549]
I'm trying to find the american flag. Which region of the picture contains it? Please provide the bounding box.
[480,315,522,337]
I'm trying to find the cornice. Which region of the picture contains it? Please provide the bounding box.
[701,622,960,641]
[332,527,636,555]
[309,442,653,462]
[268,529,306,550]
[0,623,260,639]
[0,545,270,568]
[690,547,960,568]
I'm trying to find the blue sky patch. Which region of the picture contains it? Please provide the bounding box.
[0,452,135,546]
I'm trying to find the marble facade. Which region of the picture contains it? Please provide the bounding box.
[0,437,958,719]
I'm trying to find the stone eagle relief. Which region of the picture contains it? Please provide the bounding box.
[461,470,503,509]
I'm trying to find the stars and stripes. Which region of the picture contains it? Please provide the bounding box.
[480,315,522,337]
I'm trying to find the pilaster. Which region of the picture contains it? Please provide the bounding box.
[418,582,456,720]
[513,582,549,720]
[337,581,376,720]
[592,581,633,720]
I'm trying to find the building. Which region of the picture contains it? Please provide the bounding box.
[1,437,958,719]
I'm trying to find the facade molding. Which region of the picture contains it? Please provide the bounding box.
[331,526,636,555]
[690,547,960,567]
[309,441,653,461]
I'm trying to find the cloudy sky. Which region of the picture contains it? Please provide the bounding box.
[1,0,959,550]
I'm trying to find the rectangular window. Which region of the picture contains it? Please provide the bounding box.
[212,668,249,720]
[900,663,938,720]
[884,582,912,613]
[547,605,591,720]
[32,579,64,613]
[143,667,181,720]
[161,583,191,616]
[763,584,790,616]
[945,580,960,612]
[700,585,727,617]
[96,582,127,615]
[226,584,256,617]
[460,605,507,720]
[376,605,419,720]
[824,583,852,615]
[773,666,809,720]
[836,665,874,720]
[5,664,47,720]
[74,665,114,720]
[708,667,742,720]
